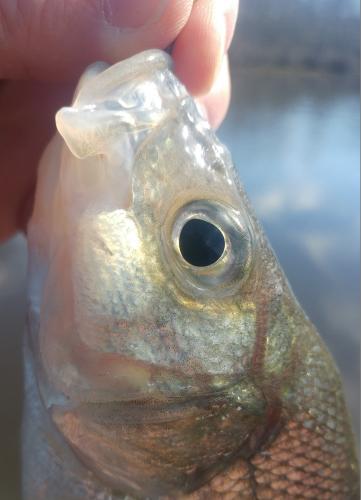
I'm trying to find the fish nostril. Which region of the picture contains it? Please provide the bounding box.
[179,218,225,267]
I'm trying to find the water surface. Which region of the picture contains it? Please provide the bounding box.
[219,67,360,437]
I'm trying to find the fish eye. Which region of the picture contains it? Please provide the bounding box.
[179,218,225,267]
[163,200,254,298]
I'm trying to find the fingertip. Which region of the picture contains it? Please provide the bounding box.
[172,0,226,96]
[197,55,231,129]
[0,0,194,81]
[100,0,194,62]
[224,0,239,52]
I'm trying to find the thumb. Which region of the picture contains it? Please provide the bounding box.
[0,0,193,80]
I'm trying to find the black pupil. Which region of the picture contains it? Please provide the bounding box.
[179,218,225,267]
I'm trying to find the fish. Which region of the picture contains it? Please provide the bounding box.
[24,50,359,499]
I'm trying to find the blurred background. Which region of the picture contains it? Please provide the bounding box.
[0,1,359,498]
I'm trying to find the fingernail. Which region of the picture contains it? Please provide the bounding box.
[103,0,169,29]
[213,2,228,55]
[222,0,239,53]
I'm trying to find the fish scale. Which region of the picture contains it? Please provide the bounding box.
[185,343,358,499]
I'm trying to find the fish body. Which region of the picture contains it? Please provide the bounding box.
[24,50,359,499]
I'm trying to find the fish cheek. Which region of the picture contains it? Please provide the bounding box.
[71,209,155,352]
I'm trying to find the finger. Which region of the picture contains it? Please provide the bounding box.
[172,0,238,95]
[0,0,193,80]
[0,81,74,241]
[197,55,231,129]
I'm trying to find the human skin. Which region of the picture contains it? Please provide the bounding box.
[0,0,239,241]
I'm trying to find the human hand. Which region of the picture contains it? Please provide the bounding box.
[0,0,238,241]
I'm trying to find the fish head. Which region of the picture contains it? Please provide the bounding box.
[28,51,301,497]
